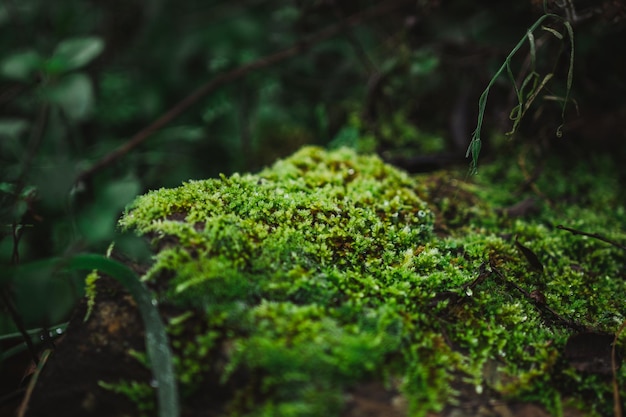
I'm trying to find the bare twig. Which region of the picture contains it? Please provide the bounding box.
[490,262,586,331]
[0,289,39,365]
[16,349,52,417]
[556,224,626,251]
[75,0,413,183]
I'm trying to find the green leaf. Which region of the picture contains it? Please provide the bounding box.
[67,254,179,417]
[44,73,94,121]
[410,50,439,76]
[0,118,29,139]
[0,50,42,81]
[0,182,15,194]
[51,37,104,72]
[77,177,140,243]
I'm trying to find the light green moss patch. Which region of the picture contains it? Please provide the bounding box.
[119,146,626,416]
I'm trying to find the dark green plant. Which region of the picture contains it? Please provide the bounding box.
[467,10,575,174]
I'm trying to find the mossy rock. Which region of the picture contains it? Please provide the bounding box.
[115,146,625,416]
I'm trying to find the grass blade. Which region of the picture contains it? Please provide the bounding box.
[2,255,180,417]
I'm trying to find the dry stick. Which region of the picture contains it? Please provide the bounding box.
[490,263,585,331]
[16,349,52,417]
[0,289,39,365]
[75,0,412,183]
[556,224,626,251]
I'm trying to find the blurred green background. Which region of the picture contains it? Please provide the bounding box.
[1,0,625,377]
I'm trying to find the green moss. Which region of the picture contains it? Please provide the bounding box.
[119,146,626,416]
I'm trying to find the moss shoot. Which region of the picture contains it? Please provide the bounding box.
[118,146,626,416]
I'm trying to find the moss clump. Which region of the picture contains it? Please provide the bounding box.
[121,146,433,308]
[119,146,626,416]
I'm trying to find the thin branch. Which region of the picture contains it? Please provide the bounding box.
[75,0,412,183]
[556,224,626,252]
[16,349,52,417]
[490,262,586,331]
[0,288,39,365]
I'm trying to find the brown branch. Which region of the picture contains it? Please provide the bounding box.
[75,0,413,183]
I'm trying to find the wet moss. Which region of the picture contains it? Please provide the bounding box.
[118,146,626,416]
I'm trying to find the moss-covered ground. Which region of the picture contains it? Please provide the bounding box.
[118,145,626,417]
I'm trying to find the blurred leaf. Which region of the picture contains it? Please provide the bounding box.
[0,182,14,194]
[13,263,64,325]
[410,50,439,76]
[154,126,206,144]
[50,36,104,73]
[77,177,140,243]
[272,6,299,23]
[33,159,76,211]
[0,118,29,139]
[102,177,141,207]
[41,56,70,76]
[329,126,359,149]
[44,73,94,121]
[202,93,233,123]
[0,50,42,81]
